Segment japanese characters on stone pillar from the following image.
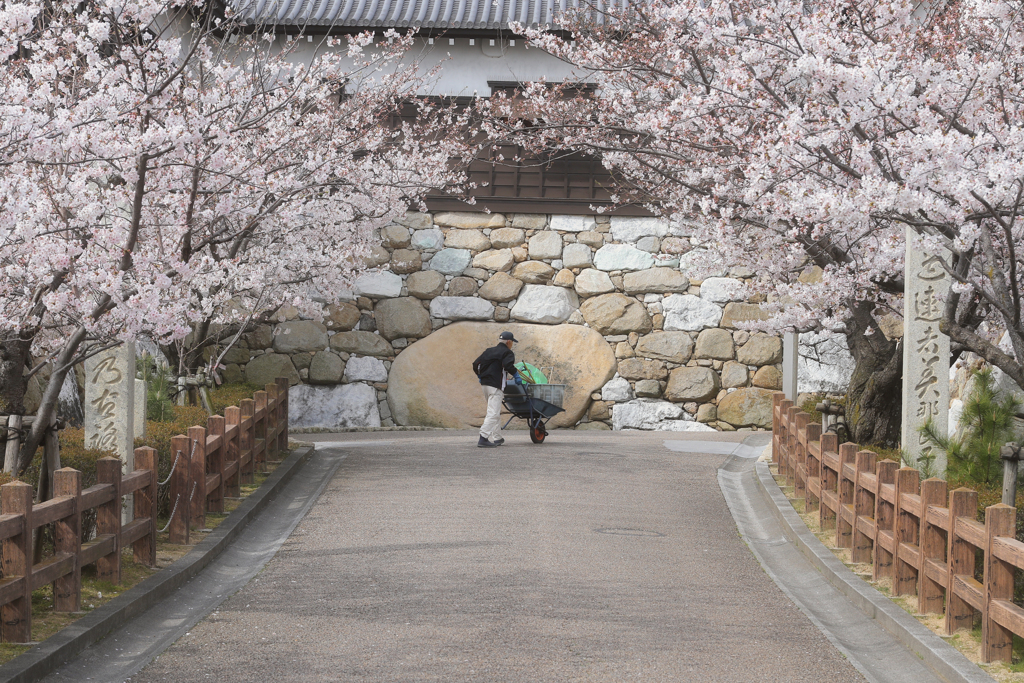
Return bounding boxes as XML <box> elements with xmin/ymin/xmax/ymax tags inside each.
<box><xmin>85</xmin><ymin>343</ymin><xmax>136</xmax><ymax>474</ymax></box>
<box><xmin>901</xmin><ymin>228</ymin><xmax>950</xmax><ymax>477</ymax></box>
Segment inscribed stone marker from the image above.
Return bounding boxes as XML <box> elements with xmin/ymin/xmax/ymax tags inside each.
<box><xmin>782</xmin><ymin>331</ymin><xmax>798</xmax><ymax>401</ymax></box>
<box><xmin>901</xmin><ymin>227</ymin><xmax>950</xmax><ymax>477</ymax></box>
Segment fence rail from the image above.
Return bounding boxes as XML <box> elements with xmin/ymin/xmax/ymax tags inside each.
<box><xmin>0</xmin><ymin>377</ymin><xmax>290</xmax><ymax>643</ymax></box>
<box><xmin>772</xmin><ymin>392</ymin><xmax>1023</xmax><ymax>663</ymax></box>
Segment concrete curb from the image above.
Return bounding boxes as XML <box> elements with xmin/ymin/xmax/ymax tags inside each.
<box><xmin>754</xmin><ymin>460</ymin><xmax>995</xmax><ymax>683</ymax></box>
<box><xmin>0</xmin><ymin>444</ymin><xmax>317</xmax><ymax>683</ymax></box>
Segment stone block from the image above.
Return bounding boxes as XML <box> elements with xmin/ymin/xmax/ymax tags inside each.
<box><xmin>407</xmin><ymin>270</ymin><xmax>446</xmax><ymax>299</ymax></box>
<box><xmin>700</xmin><ymin>277</ymin><xmax>745</xmax><ymax>304</ymax></box>
<box><xmin>344</xmin><ymin>355</ymin><xmax>389</xmax><ymax>383</ymax></box>
<box><xmin>665</xmin><ymin>367</ymin><xmax>721</xmax><ymax>402</ymax></box>
<box><xmin>550</xmin><ymin>215</ymin><xmax>596</xmax><ymax>232</ymax></box>
<box><xmin>511</xmin><ymin>285</ymin><xmax>579</xmax><ymax>324</ymax></box>
<box><xmin>601</xmin><ymin>376</ymin><xmax>633</xmax><ymax>401</ymax></box>
<box><xmin>694</xmin><ymin>328</ymin><xmax>736</xmax><ymax>361</ymax></box>
<box><xmin>411</xmin><ymin>228</ymin><xmax>445</xmax><ymax>250</ymax></box>
<box><xmin>245</xmin><ymin>353</ymin><xmax>300</xmax><ymax>386</ymax></box>
<box><xmin>309</xmin><ymin>351</ymin><xmax>345</xmax><ymax>384</ymax></box>
<box><xmin>329</xmin><ymin>331</ymin><xmax>394</xmax><ymax>357</ymax></box>
<box><xmin>562</xmin><ymin>243</ymin><xmax>593</xmax><ymax>269</ymax></box>
<box><xmin>444</xmin><ymin>229</ymin><xmax>491</xmax><ymax>251</ymax></box>
<box><xmin>362</xmin><ymin>245</ymin><xmax>391</xmax><ymax>268</ymax></box>
<box><xmin>636</xmin><ymin>236</ymin><xmax>660</xmax><ymax>253</ymax></box>
<box><xmin>429</xmin><ymin>248</ymin><xmax>472</xmax><ymax>275</ymax></box>
<box><xmin>574</xmin><ymin>269</ymin><xmax>616</xmax><ymax>297</ymax></box>
<box><xmin>661</xmin><ymin>237</ymin><xmax>692</xmax><ymax>255</ymax></box>
<box><xmin>396</xmin><ymin>212</ymin><xmax>433</xmax><ymax>230</ymax></box>
<box><xmin>610</xmin><ymin>216</ymin><xmax>669</xmax><ymax>242</ymax></box>
<box><xmin>434</xmin><ymin>212</ymin><xmax>505</xmax><ymax>229</ymax></box>
<box><xmin>634</xmin><ymin>379</ymin><xmax>662</xmax><ymax>398</ymax></box>
<box><xmin>390</xmin><ymin>249</ymin><xmax>422</xmax><ymax>274</ymax></box>
<box><xmin>478</xmin><ymin>272</ymin><xmax>523</xmax><ymax>302</ymax></box>
<box><xmin>473</xmin><ymin>249</ymin><xmax>515</xmax><ymax>272</ymax></box>
<box><xmin>623</xmin><ymin>268</ymin><xmax>690</xmax><ymax>294</ymax></box>
<box><xmin>617</xmin><ymin>358</ymin><xmax>668</xmax><ymax>381</ymax></box>
<box><xmin>553</xmin><ymin>269</ymin><xmax>575</xmax><ymax>287</ymax></box>
<box><xmin>529</xmin><ymin>231</ymin><xmax>563</xmax><ymax>260</ymax></box>
<box><xmin>752</xmin><ymin>365</ymin><xmax>783</xmax><ymax>390</ymax></box>
<box><xmin>634</xmin><ymin>331</ymin><xmax>694</xmax><ymax>363</ymax></box>
<box><xmin>512</xmin><ymin>261</ymin><xmax>555</xmax><ymax>284</ymax></box>
<box><xmin>717</xmin><ymin>387</ymin><xmax>774</xmax><ymax>428</ymax></box>
<box><xmin>353</xmin><ymin>271</ymin><xmax>403</xmax><ymax>299</ymax></box>
<box><xmin>577</xmin><ymin>231</ymin><xmax>605</xmax><ymax>248</ymax></box>
<box><xmin>611</xmin><ymin>399</ymin><xmax>685</xmax><ymax>430</ymax></box>
<box><xmin>580</xmin><ymin>293</ymin><xmax>652</xmax><ymax>335</ymax></box>
<box><xmin>288</xmin><ymin>383</ymin><xmax>380</xmax><ymax>429</ymax></box>
<box><xmin>326</xmin><ymin>302</ymin><xmax>360</xmax><ymax>331</ymax></box>
<box><xmin>663</xmin><ymin>294</ymin><xmax>723</xmax><ymax>331</ymax></box>
<box><xmin>720</xmin><ymin>302</ymin><xmax>768</xmax><ymax>328</ymax></box>
<box><xmin>381</xmin><ymin>224</ymin><xmax>411</xmax><ymax>248</ymax></box>
<box><xmin>736</xmin><ymin>333</ymin><xmax>783</xmax><ymax>365</ymax></box>
<box><xmin>447</xmin><ymin>277</ymin><xmax>478</xmax><ymax>297</ymax></box>
<box><xmin>430</xmin><ymin>296</ymin><xmax>495</xmax><ymax>321</ymax></box>
<box><xmin>593</xmin><ymin>244</ymin><xmax>656</xmax><ymax>272</ymax></box>
<box><xmin>511</xmin><ymin>214</ymin><xmax>547</xmax><ymax>229</ymax></box>
<box><xmin>375</xmin><ymin>297</ymin><xmax>432</xmax><ymax>340</ymax></box>
<box><xmin>721</xmin><ymin>361</ymin><xmax>749</xmax><ymax>388</ymax></box>
<box><xmin>489</xmin><ymin>228</ymin><xmax>527</xmax><ymax>249</ymax></box>
<box><xmin>273</xmin><ymin>321</ymin><xmax>329</xmax><ymax>354</ymax></box>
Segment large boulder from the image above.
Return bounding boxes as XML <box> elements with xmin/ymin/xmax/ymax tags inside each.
<box><xmin>329</xmin><ymin>331</ymin><xmax>394</xmax><ymax>357</ymax></box>
<box><xmin>428</xmin><ymin>248</ymin><xmax>472</xmax><ymax>275</ymax></box>
<box><xmin>634</xmin><ymin>332</ymin><xmax>694</xmax><ymax>363</ymax></box>
<box><xmin>717</xmin><ymin>387</ymin><xmax>775</xmax><ymax>428</ymax></box>
<box><xmin>737</xmin><ymin>334</ymin><xmax>783</xmax><ymax>365</ymax></box>
<box><xmin>479</xmin><ymin>272</ymin><xmax>524</xmax><ymax>302</ymax></box>
<box><xmin>510</xmin><ymin>285</ymin><xmax>579</xmax><ymax>324</ymax></box>
<box><xmin>288</xmin><ymin>383</ymin><xmax>380</xmax><ymax>429</ymax></box>
<box><xmin>387</xmin><ymin>322</ymin><xmax>615</xmax><ymax>429</ymax></box>
<box><xmin>580</xmin><ymin>293</ymin><xmax>652</xmax><ymax>335</ymax></box>
<box><xmin>665</xmin><ymin>367</ymin><xmax>720</xmax><ymax>402</ymax></box>
<box><xmin>272</xmin><ymin>321</ymin><xmax>328</xmax><ymax>354</ymax></box>
<box><xmin>375</xmin><ymin>297</ymin><xmax>432</xmax><ymax>340</ymax></box>
<box><xmin>663</xmin><ymin>294</ymin><xmax>723</xmax><ymax>331</ymax></box>
<box><xmin>245</xmin><ymin>353</ymin><xmax>299</xmax><ymax>386</ymax></box>
<box><xmin>622</xmin><ymin>268</ymin><xmax>690</xmax><ymax>294</ymax></box>
<box><xmin>429</xmin><ymin>297</ymin><xmax>495</xmax><ymax>321</ymax></box>
<box><xmin>593</xmin><ymin>244</ymin><xmax>655</xmax><ymax>272</ymax></box>
<box><xmin>574</xmin><ymin>269</ymin><xmax>616</xmax><ymax>297</ymax></box>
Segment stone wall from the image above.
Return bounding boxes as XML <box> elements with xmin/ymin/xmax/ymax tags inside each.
<box><xmin>229</xmin><ymin>211</ymin><xmax>788</xmax><ymax>432</ymax></box>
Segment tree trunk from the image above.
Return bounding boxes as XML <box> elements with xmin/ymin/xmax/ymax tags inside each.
<box><xmin>0</xmin><ymin>338</ymin><xmax>31</xmax><ymax>415</ymax></box>
<box><xmin>843</xmin><ymin>301</ymin><xmax>903</xmax><ymax>448</ymax></box>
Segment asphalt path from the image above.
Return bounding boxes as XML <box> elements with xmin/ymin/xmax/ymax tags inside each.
<box><xmin>122</xmin><ymin>430</ymin><xmax>867</xmax><ymax>683</ymax></box>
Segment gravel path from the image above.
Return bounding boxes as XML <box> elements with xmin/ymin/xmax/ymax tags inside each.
<box><xmin>129</xmin><ymin>430</ymin><xmax>865</xmax><ymax>683</ymax></box>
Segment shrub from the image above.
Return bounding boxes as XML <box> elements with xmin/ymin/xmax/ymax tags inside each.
<box><xmin>209</xmin><ymin>382</ymin><xmax>263</xmax><ymax>417</ymax></box>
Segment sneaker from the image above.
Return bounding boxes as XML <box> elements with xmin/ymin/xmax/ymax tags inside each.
<box><xmin>477</xmin><ymin>436</ymin><xmax>497</xmax><ymax>448</ymax></box>
<box><xmin>493</xmin><ymin>437</ymin><xmax>505</xmax><ymax>446</ymax></box>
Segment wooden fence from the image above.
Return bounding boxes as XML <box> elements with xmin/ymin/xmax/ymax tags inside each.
<box><xmin>0</xmin><ymin>377</ymin><xmax>290</xmax><ymax>643</ymax></box>
<box><xmin>773</xmin><ymin>392</ymin><xmax>1024</xmax><ymax>663</ymax></box>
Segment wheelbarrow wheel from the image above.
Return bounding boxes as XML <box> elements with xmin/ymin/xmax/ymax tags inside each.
<box><xmin>529</xmin><ymin>419</ymin><xmax>547</xmax><ymax>444</ymax></box>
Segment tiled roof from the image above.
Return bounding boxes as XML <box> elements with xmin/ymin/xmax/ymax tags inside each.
<box><xmin>231</xmin><ymin>0</ymin><xmax>628</xmax><ymax>30</ymax></box>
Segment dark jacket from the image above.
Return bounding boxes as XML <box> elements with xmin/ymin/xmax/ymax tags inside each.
<box><xmin>473</xmin><ymin>343</ymin><xmax>517</xmax><ymax>389</ymax></box>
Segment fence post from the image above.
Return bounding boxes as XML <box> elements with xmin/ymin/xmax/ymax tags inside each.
<box><xmin>946</xmin><ymin>488</ymin><xmax>979</xmax><ymax>634</ymax></box>
<box><xmin>1</xmin><ymin>481</ymin><xmax>33</xmax><ymax>642</ymax></box>
<box><xmin>836</xmin><ymin>443</ymin><xmax>858</xmax><ymax>549</ymax></box>
<box><xmin>224</xmin><ymin>407</ymin><xmax>242</xmax><ymax>498</ymax></box>
<box><xmin>873</xmin><ymin>460</ymin><xmax>898</xmax><ymax>580</ymax></box>
<box><xmin>3</xmin><ymin>415</ymin><xmax>22</xmax><ymax>473</ymax></box>
<box><xmin>918</xmin><ymin>478</ymin><xmax>948</xmax><ymax>613</ymax></box>
<box><xmin>777</xmin><ymin>399</ymin><xmax>794</xmax><ymax>475</ymax></box>
<box><xmin>819</xmin><ymin>432</ymin><xmax>839</xmax><ymax>531</ymax></box>
<box><xmin>772</xmin><ymin>393</ymin><xmax>785</xmax><ymax>463</ymax></box>
<box><xmin>95</xmin><ymin>457</ymin><xmax>122</xmax><ymax>584</ymax></box>
<box><xmin>254</xmin><ymin>390</ymin><xmax>268</xmax><ymax>473</ymax></box>
<box><xmin>53</xmin><ymin>468</ymin><xmax>82</xmax><ymax>612</ymax></box>
<box><xmin>893</xmin><ymin>467</ymin><xmax>921</xmax><ymax>596</ymax></box>
<box><xmin>133</xmin><ymin>447</ymin><xmax>157</xmax><ymax>567</ymax></box>
<box><xmin>805</xmin><ymin>422</ymin><xmax>822</xmax><ymax>513</ymax></box>
<box><xmin>794</xmin><ymin>412</ymin><xmax>810</xmax><ymax>499</ymax></box>
<box><xmin>189</xmin><ymin>426</ymin><xmax>207</xmax><ymax>529</ymax></box>
<box><xmin>169</xmin><ymin>434</ymin><xmax>190</xmax><ymax>545</ymax></box>
<box><xmin>851</xmin><ymin>450</ymin><xmax>876</xmax><ymax>564</ymax></box>
<box><xmin>276</xmin><ymin>377</ymin><xmax>290</xmax><ymax>453</ymax></box>
<box><xmin>265</xmin><ymin>382</ymin><xmax>280</xmax><ymax>463</ymax></box>
<box><xmin>207</xmin><ymin>415</ymin><xmax>225</xmax><ymax>513</ymax></box>
<box><xmin>983</xmin><ymin>504</ymin><xmax>1016</xmax><ymax>662</ymax></box>
<box><xmin>240</xmin><ymin>398</ymin><xmax>255</xmax><ymax>485</ymax></box>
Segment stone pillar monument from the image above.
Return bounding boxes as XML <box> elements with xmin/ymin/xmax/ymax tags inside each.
<box><xmin>901</xmin><ymin>227</ymin><xmax>950</xmax><ymax>476</ymax></box>
<box><xmin>782</xmin><ymin>331</ymin><xmax>799</xmax><ymax>401</ymax></box>
<box><xmin>85</xmin><ymin>343</ymin><xmax>136</xmax><ymax>516</ymax></box>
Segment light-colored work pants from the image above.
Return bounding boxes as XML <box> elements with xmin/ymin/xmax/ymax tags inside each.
<box><xmin>480</xmin><ymin>385</ymin><xmax>504</xmax><ymax>441</ymax></box>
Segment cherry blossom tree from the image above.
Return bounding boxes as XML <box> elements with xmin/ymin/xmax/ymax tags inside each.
<box><xmin>0</xmin><ymin>0</ymin><xmax>464</xmax><ymax>472</ymax></box>
<box><xmin>479</xmin><ymin>0</ymin><xmax>1023</xmax><ymax>446</ymax></box>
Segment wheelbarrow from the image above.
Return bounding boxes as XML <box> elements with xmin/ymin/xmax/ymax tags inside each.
<box><xmin>501</xmin><ymin>383</ymin><xmax>565</xmax><ymax>443</ymax></box>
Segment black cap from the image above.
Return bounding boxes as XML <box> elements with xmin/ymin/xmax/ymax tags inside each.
<box><xmin>499</xmin><ymin>331</ymin><xmax>519</xmax><ymax>342</ymax></box>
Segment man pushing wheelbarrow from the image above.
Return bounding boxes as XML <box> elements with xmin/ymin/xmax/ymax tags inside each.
<box><xmin>472</xmin><ymin>331</ymin><xmax>564</xmax><ymax>447</ymax></box>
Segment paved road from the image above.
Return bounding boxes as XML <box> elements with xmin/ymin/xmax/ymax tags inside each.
<box><xmin>126</xmin><ymin>431</ymin><xmax>866</xmax><ymax>683</ymax></box>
